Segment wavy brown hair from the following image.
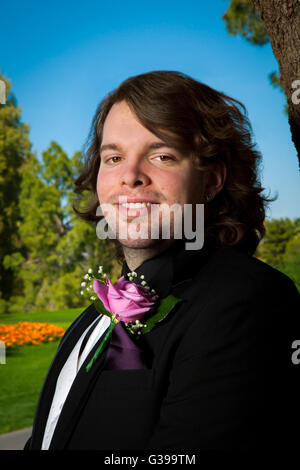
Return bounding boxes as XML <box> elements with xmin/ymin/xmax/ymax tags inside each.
<box><xmin>73</xmin><ymin>70</ymin><xmax>275</xmax><ymax>259</ymax></box>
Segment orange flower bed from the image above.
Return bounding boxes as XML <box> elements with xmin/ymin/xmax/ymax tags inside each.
<box><xmin>0</xmin><ymin>321</ymin><xmax>65</xmax><ymax>348</ymax></box>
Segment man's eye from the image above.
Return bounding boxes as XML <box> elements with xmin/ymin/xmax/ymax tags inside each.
<box><xmin>106</xmin><ymin>156</ymin><xmax>121</xmax><ymax>163</ymax></box>
<box><xmin>155</xmin><ymin>155</ymin><xmax>174</xmax><ymax>162</ymax></box>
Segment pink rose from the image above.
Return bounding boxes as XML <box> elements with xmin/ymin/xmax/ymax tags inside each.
<box><xmin>93</xmin><ymin>276</ymin><xmax>157</xmax><ymax>322</ymax></box>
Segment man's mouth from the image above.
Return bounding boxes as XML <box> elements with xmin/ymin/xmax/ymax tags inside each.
<box><xmin>119</xmin><ymin>202</ymin><xmax>152</xmax><ymax>208</ymax></box>
<box><xmin>116</xmin><ymin>202</ymin><xmax>159</xmax><ymax>217</ymax></box>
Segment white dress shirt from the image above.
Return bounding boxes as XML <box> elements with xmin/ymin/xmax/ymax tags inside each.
<box><xmin>41</xmin><ymin>314</ymin><xmax>110</xmax><ymax>450</ymax></box>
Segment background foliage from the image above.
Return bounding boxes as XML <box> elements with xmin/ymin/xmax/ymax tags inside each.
<box><xmin>0</xmin><ymin>73</ymin><xmax>120</xmax><ymax>315</ymax></box>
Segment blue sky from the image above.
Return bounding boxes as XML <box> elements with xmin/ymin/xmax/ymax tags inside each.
<box><xmin>1</xmin><ymin>0</ymin><xmax>299</xmax><ymax>219</ymax></box>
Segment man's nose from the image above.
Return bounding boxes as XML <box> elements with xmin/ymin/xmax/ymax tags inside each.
<box><xmin>120</xmin><ymin>159</ymin><xmax>151</xmax><ymax>188</ymax></box>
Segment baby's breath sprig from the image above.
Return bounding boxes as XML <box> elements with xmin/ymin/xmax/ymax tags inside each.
<box><xmin>124</xmin><ymin>319</ymin><xmax>146</xmax><ymax>337</ymax></box>
<box><xmin>126</xmin><ymin>272</ymin><xmax>158</xmax><ymax>297</ymax></box>
<box><xmin>139</xmin><ymin>275</ymin><xmax>151</xmax><ymax>291</ymax></box>
<box><xmin>127</xmin><ymin>271</ymin><xmax>137</xmax><ymax>282</ymax></box>
<box><xmin>80</xmin><ymin>266</ymin><xmax>108</xmax><ymax>302</ymax></box>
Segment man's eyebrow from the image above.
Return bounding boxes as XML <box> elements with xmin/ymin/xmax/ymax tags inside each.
<box><xmin>100</xmin><ymin>141</ymin><xmax>179</xmax><ymax>154</ymax></box>
<box><xmin>147</xmin><ymin>142</ymin><xmax>178</xmax><ymax>151</ymax></box>
<box><xmin>100</xmin><ymin>143</ymin><xmax>121</xmax><ymax>154</ymax></box>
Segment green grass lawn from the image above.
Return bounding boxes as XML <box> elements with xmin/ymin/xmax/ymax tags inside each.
<box><xmin>0</xmin><ymin>307</ymin><xmax>83</xmax><ymax>435</ymax></box>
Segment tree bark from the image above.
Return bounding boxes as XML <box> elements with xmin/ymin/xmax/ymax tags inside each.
<box><xmin>250</xmin><ymin>0</ymin><xmax>300</xmax><ymax>169</ymax></box>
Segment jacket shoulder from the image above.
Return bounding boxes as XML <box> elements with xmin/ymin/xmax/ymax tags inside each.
<box><xmin>206</xmin><ymin>245</ymin><xmax>299</xmax><ymax>297</ymax></box>
<box><xmin>174</xmin><ymin>245</ymin><xmax>300</xmax><ymax>360</ymax></box>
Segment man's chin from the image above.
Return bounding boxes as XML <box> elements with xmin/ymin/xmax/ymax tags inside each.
<box><xmin>116</xmin><ymin>236</ymin><xmax>162</xmax><ymax>250</ymax></box>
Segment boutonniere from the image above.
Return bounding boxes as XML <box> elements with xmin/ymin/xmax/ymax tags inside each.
<box><xmin>80</xmin><ymin>266</ymin><xmax>182</xmax><ymax>372</ymax></box>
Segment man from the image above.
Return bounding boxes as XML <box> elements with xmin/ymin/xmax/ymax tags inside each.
<box><xmin>26</xmin><ymin>71</ymin><xmax>300</xmax><ymax>450</ymax></box>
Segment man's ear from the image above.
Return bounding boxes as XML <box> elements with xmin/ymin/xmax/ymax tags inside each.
<box><xmin>205</xmin><ymin>160</ymin><xmax>227</xmax><ymax>199</ymax></box>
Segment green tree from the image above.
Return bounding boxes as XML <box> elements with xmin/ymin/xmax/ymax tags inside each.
<box><xmin>223</xmin><ymin>0</ymin><xmax>300</xmax><ymax>167</ymax></box>
<box><xmin>4</xmin><ymin>141</ymin><xmax>118</xmax><ymax>313</ymax></box>
<box><xmin>255</xmin><ymin>217</ymin><xmax>300</xmax><ymax>291</ymax></box>
<box><xmin>256</xmin><ymin>218</ymin><xmax>300</xmax><ymax>266</ymax></box>
<box><xmin>223</xmin><ymin>0</ymin><xmax>268</xmax><ymax>45</ymax></box>
<box><xmin>0</xmin><ymin>73</ymin><xmax>33</xmax><ymax>313</ymax></box>
<box><xmin>223</xmin><ymin>0</ymin><xmax>285</xmax><ymax>108</ymax></box>
<box><xmin>279</xmin><ymin>232</ymin><xmax>300</xmax><ymax>292</ymax></box>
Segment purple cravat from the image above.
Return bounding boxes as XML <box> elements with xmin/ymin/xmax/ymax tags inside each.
<box><xmin>103</xmin><ymin>321</ymin><xmax>148</xmax><ymax>370</ymax></box>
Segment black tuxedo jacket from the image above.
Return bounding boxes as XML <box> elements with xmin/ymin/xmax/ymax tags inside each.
<box><xmin>25</xmin><ymin>237</ymin><xmax>300</xmax><ymax>450</ymax></box>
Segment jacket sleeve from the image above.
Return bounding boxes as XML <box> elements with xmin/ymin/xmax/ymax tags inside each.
<box><xmin>145</xmin><ymin>272</ymin><xmax>300</xmax><ymax>450</ymax></box>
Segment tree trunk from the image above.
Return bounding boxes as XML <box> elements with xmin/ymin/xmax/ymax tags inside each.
<box><xmin>250</xmin><ymin>0</ymin><xmax>300</xmax><ymax>169</ymax></box>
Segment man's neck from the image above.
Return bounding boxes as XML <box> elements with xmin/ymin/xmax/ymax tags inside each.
<box><xmin>122</xmin><ymin>240</ymin><xmax>175</xmax><ymax>271</ymax></box>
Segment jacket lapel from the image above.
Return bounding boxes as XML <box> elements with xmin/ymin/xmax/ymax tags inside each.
<box><xmin>29</xmin><ymin>303</ymin><xmax>100</xmax><ymax>450</ymax></box>
<box><xmin>48</xmin><ymin>336</ymin><xmax>109</xmax><ymax>450</ymax></box>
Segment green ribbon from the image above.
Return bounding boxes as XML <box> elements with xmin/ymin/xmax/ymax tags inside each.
<box><xmin>141</xmin><ymin>294</ymin><xmax>183</xmax><ymax>334</ymax></box>
<box><xmin>85</xmin><ymin>321</ymin><xmax>116</xmax><ymax>373</ymax></box>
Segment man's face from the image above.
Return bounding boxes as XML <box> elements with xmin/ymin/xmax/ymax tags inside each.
<box><xmin>96</xmin><ymin>100</ymin><xmax>203</xmax><ymax>249</ymax></box>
